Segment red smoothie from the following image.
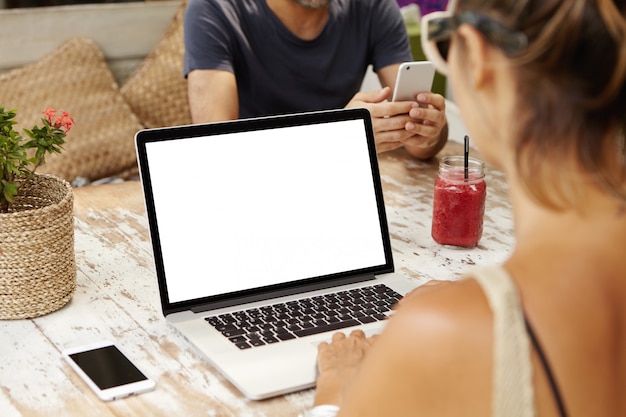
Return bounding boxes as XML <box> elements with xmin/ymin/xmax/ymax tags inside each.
<box><xmin>431</xmin><ymin>157</ymin><xmax>486</xmax><ymax>248</ymax></box>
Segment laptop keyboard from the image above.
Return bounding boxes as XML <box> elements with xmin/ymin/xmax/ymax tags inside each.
<box><xmin>204</xmin><ymin>284</ymin><xmax>403</xmax><ymax>350</ymax></box>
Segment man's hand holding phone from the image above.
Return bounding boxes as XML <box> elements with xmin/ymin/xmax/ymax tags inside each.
<box><xmin>346</xmin><ymin>61</ymin><xmax>447</xmax><ymax>158</ymax></box>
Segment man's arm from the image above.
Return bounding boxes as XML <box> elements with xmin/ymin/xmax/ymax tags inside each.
<box><xmin>187</xmin><ymin>69</ymin><xmax>239</xmax><ymax>123</ymax></box>
<box><xmin>377</xmin><ymin>63</ymin><xmax>401</xmax><ymax>90</ymax></box>
<box><xmin>376</xmin><ymin>64</ymin><xmax>400</xmax><ymax>91</ymax></box>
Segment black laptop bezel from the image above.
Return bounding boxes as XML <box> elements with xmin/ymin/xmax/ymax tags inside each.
<box><xmin>134</xmin><ymin>108</ymin><xmax>395</xmax><ymax>316</ymax></box>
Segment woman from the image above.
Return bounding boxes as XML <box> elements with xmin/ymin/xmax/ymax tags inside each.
<box><xmin>303</xmin><ymin>0</ymin><xmax>626</xmax><ymax>416</ymax></box>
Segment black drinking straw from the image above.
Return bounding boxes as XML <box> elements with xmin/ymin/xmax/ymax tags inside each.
<box><xmin>464</xmin><ymin>135</ymin><xmax>469</xmax><ymax>180</ymax></box>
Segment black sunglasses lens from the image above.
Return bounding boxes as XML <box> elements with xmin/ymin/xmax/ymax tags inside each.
<box><xmin>436</xmin><ymin>39</ymin><xmax>450</xmax><ymax>61</ymax></box>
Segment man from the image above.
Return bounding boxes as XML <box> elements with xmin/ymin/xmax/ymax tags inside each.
<box><xmin>184</xmin><ymin>0</ymin><xmax>448</xmax><ymax>159</ymax></box>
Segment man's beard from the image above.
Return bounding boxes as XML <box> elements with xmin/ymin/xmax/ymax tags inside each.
<box><xmin>293</xmin><ymin>0</ymin><xmax>331</xmax><ymax>9</ymax></box>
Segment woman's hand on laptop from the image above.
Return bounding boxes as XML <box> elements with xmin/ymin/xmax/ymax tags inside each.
<box><xmin>313</xmin><ymin>330</ymin><xmax>378</xmax><ymax>407</ymax></box>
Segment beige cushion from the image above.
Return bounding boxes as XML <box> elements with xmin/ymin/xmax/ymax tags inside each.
<box><xmin>0</xmin><ymin>37</ymin><xmax>142</xmax><ymax>182</ymax></box>
<box><xmin>121</xmin><ymin>0</ymin><xmax>191</xmax><ymax>128</ymax></box>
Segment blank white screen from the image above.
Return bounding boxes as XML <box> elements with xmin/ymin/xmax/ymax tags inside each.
<box><xmin>145</xmin><ymin>119</ymin><xmax>387</xmax><ymax>303</ymax></box>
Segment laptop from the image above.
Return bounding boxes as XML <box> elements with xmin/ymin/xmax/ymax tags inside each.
<box><xmin>134</xmin><ymin>108</ymin><xmax>420</xmax><ymax>400</ymax></box>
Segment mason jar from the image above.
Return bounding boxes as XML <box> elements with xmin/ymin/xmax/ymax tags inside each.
<box><xmin>431</xmin><ymin>156</ymin><xmax>486</xmax><ymax>248</ymax></box>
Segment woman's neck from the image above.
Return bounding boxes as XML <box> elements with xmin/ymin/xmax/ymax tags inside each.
<box><xmin>506</xmin><ymin>170</ymin><xmax>626</xmax><ymax>263</ymax></box>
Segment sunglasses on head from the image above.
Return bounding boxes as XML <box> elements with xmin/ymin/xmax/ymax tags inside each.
<box><xmin>421</xmin><ymin>9</ymin><xmax>528</xmax><ymax>75</ymax></box>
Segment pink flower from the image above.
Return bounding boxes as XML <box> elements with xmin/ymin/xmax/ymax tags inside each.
<box><xmin>42</xmin><ymin>107</ymin><xmax>56</xmax><ymax>123</ymax></box>
<box><xmin>41</xmin><ymin>108</ymin><xmax>74</xmax><ymax>133</ymax></box>
<box><xmin>57</xmin><ymin>112</ymin><xmax>75</xmax><ymax>133</ymax></box>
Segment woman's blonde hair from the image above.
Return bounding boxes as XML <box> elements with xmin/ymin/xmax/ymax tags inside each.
<box><xmin>460</xmin><ymin>0</ymin><xmax>626</xmax><ymax>208</ymax></box>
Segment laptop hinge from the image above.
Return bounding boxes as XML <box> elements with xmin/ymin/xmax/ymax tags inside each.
<box><xmin>189</xmin><ymin>274</ymin><xmax>376</xmax><ymax>314</ymax></box>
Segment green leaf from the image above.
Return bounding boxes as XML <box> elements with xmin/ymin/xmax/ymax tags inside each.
<box><xmin>1</xmin><ymin>180</ymin><xmax>17</xmax><ymax>203</ymax></box>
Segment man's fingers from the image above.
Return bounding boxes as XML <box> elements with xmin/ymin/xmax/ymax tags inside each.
<box><xmin>417</xmin><ymin>92</ymin><xmax>445</xmax><ymax>110</ymax></box>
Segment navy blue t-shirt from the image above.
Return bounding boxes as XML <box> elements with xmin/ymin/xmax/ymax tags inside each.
<box><xmin>184</xmin><ymin>0</ymin><xmax>412</xmax><ymax>118</ymax></box>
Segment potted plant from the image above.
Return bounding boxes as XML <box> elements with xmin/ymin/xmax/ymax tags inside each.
<box><xmin>0</xmin><ymin>106</ymin><xmax>76</xmax><ymax>320</ymax></box>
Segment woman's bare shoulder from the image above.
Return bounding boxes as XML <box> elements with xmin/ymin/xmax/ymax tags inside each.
<box><xmin>339</xmin><ymin>278</ymin><xmax>495</xmax><ymax>417</ymax></box>
<box><xmin>387</xmin><ymin>277</ymin><xmax>494</xmax><ymax>363</ymax></box>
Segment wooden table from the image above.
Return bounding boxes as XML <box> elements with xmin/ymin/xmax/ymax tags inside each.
<box><xmin>0</xmin><ymin>106</ymin><xmax>515</xmax><ymax>416</ymax></box>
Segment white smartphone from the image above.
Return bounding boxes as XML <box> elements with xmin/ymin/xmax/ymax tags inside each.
<box><xmin>391</xmin><ymin>61</ymin><xmax>435</xmax><ymax>102</ymax></box>
<box><xmin>62</xmin><ymin>340</ymin><xmax>156</xmax><ymax>401</ymax></box>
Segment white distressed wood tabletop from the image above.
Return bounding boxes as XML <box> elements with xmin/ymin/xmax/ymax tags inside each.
<box><xmin>0</xmin><ymin>105</ymin><xmax>515</xmax><ymax>416</ymax></box>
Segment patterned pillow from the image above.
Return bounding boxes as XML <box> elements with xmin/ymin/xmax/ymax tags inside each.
<box><xmin>0</xmin><ymin>37</ymin><xmax>142</xmax><ymax>183</ymax></box>
<box><xmin>121</xmin><ymin>0</ymin><xmax>191</xmax><ymax>128</ymax></box>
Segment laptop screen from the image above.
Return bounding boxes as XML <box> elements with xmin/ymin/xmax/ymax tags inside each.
<box><xmin>136</xmin><ymin>109</ymin><xmax>393</xmax><ymax>313</ymax></box>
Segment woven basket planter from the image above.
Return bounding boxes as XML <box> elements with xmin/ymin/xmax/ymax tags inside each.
<box><xmin>0</xmin><ymin>174</ymin><xmax>76</xmax><ymax>320</ymax></box>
